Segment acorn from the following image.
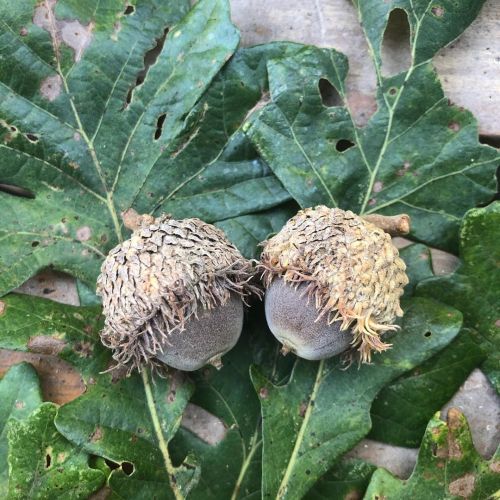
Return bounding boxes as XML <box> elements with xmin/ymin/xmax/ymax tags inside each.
<box><xmin>260</xmin><ymin>206</ymin><xmax>409</xmax><ymax>363</ymax></box>
<box><xmin>96</xmin><ymin>211</ymin><xmax>259</xmax><ymax>372</ymax></box>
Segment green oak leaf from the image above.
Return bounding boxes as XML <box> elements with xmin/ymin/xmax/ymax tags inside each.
<box><xmin>364</xmin><ymin>409</ymin><xmax>500</xmax><ymax>500</ymax></box>
<box><xmin>306</xmin><ymin>459</ymin><xmax>376</xmax><ymax>500</ymax></box>
<box><xmin>367</xmin><ymin>244</ymin><xmax>485</xmax><ymax>448</ymax></box>
<box><xmin>417</xmin><ymin>202</ymin><xmax>500</xmax><ymax>391</ymax></box>
<box><xmin>251</xmin><ymin>297</ymin><xmax>463</xmax><ymax>499</ymax></box>
<box><xmin>0</xmin><ymin>363</ymin><xmax>43</xmax><ymax>497</ymax></box>
<box><xmin>0</xmin><ymin>293</ymin><xmax>197</xmax><ymax>498</ymax></box>
<box><xmin>0</xmin><ymin>293</ymin><xmax>105</xmax><ymax>380</ymax></box>
<box><xmin>216</xmin><ymin>201</ymin><xmax>298</xmax><ymax>260</ymax></box>
<box><xmin>7</xmin><ymin>402</ymin><xmax>105</xmax><ymax>499</ymax></box>
<box><xmin>0</xmin><ymin>0</ymin><xmax>296</xmax><ymax>296</ymax></box>
<box><xmin>244</xmin><ymin>0</ymin><xmax>498</xmax><ymax>253</ymax></box>
<box><xmin>59</xmin><ymin>372</ymin><xmax>199</xmax><ymax>499</ymax></box>
<box><xmin>369</xmin><ymin>327</ymin><xmax>485</xmax><ymax>447</ymax></box>
<box><xmin>398</xmin><ymin>243</ymin><xmax>433</xmax><ymax>298</ymax></box>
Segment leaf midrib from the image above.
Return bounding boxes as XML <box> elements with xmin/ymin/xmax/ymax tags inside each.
<box><xmin>43</xmin><ymin>0</ymin><xmax>123</xmax><ymax>243</ymax></box>
<box><xmin>276</xmin><ymin>359</ymin><xmax>325</xmax><ymax>499</ymax></box>
<box><xmin>357</xmin><ymin>0</ymin><xmax>437</xmax><ymax>214</ymax></box>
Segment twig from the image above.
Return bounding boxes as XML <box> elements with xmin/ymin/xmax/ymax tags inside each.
<box><xmin>361</xmin><ymin>213</ymin><xmax>411</xmax><ymax>236</ymax></box>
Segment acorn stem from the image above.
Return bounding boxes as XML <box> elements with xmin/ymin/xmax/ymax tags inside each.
<box><xmin>361</xmin><ymin>213</ymin><xmax>411</xmax><ymax>236</ymax></box>
<box><xmin>209</xmin><ymin>356</ymin><xmax>223</xmax><ymax>370</ymax></box>
<box><xmin>142</xmin><ymin>368</ymin><xmax>185</xmax><ymax>500</ymax></box>
<box><xmin>121</xmin><ymin>208</ymin><xmax>155</xmax><ymax>231</ymax></box>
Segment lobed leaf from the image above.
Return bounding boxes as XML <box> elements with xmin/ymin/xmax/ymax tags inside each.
<box><xmin>0</xmin><ymin>0</ymin><xmax>295</xmax><ymax>296</ymax></box>
<box><xmin>244</xmin><ymin>0</ymin><xmax>498</xmax><ymax>253</ymax></box>
<box><xmin>418</xmin><ymin>202</ymin><xmax>500</xmax><ymax>391</ymax></box>
<box><xmin>369</xmin><ymin>328</ymin><xmax>485</xmax><ymax>447</ymax></box>
<box><xmin>306</xmin><ymin>459</ymin><xmax>376</xmax><ymax>499</ymax></box>
<box><xmin>0</xmin><ymin>363</ymin><xmax>43</xmax><ymax>497</ymax></box>
<box><xmin>364</xmin><ymin>409</ymin><xmax>500</xmax><ymax>499</ymax></box>
<box><xmin>0</xmin><ymin>293</ymin><xmax>196</xmax><ymax>498</ymax></box>
<box><xmin>251</xmin><ymin>297</ymin><xmax>463</xmax><ymax>499</ymax></box>
<box><xmin>7</xmin><ymin>402</ymin><xmax>105</xmax><ymax>499</ymax></box>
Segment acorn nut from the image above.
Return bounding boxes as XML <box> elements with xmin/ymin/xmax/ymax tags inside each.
<box><xmin>260</xmin><ymin>206</ymin><xmax>409</xmax><ymax>363</ymax></box>
<box><xmin>96</xmin><ymin>213</ymin><xmax>259</xmax><ymax>372</ymax></box>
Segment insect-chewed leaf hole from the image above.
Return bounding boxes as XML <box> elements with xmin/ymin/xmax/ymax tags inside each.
<box><xmin>382</xmin><ymin>8</ymin><xmax>411</xmax><ymax>77</ymax></box>
<box><xmin>318</xmin><ymin>78</ymin><xmax>342</xmax><ymax>107</ymax></box>
<box><xmin>104</xmin><ymin>458</ymin><xmax>120</xmax><ymax>470</ymax></box>
<box><xmin>336</xmin><ymin>139</ymin><xmax>355</xmax><ymax>152</ymax></box>
<box><xmin>25</xmin><ymin>133</ymin><xmax>39</xmax><ymax>143</ymax></box>
<box><xmin>121</xmin><ymin>461</ymin><xmax>135</xmax><ymax>476</ymax></box>
<box><xmin>124</xmin><ymin>27</ymin><xmax>169</xmax><ymax>107</ymax></box>
<box><xmin>124</xmin><ymin>4</ymin><xmax>135</xmax><ymax>15</ymax></box>
<box><xmin>154</xmin><ymin>113</ymin><xmax>166</xmax><ymax>140</ymax></box>
<box><xmin>431</xmin><ymin>5</ymin><xmax>445</xmax><ymax>17</ymax></box>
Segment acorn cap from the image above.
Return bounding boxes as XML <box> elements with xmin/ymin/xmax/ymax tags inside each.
<box><xmin>260</xmin><ymin>206</ymin><xmax>409</xmax><ymax>362</ymax></box>
<box><xmin>97</xmin><ymin>214</ymin><xmax>258</xmax><ymax>371</ymax></box>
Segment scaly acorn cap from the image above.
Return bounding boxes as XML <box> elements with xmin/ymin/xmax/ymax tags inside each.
<box><xmin>260</xmin><ymin>206</ymin><xmax>409</xmax><ymax>362</ymax></box>
<box><xmin>96</xmin><ymin>214</ymin><xmax>259</xmax><ymax>372</ymax></box>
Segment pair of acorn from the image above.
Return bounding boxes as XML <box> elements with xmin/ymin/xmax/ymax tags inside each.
<box><xmin>97</xmin><ymin>206</ymin><xmax>409</xmax><ymax>372</ymax></box>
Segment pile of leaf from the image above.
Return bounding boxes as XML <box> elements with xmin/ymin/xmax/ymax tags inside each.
<box><xmin>0</xmin><ymin>0</ymin><xmax>498</xmax><ymax>498</ymax></box>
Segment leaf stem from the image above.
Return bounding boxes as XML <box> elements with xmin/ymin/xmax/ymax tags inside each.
<box><xmin>141</xmin><ymin>368</ymin><xmax>184</xmax><ymax>500</ymax></box>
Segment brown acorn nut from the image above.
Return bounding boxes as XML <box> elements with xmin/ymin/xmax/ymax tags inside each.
<box><xmin>260</xmin><ymin>206</ymin><xmax>410</xmax><ymax>363</ymax></box>
<box><xmin>96</xmin><ymin>213</ymin><xmax>259</xmax><ymax>372</ymax></box>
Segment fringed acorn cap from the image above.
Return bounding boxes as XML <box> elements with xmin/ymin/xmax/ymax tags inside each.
<box><xmin>97</xmin><ymin>214</ymin><xmax>258</xmax><ymax>372</ymax></box>
<box><xmin>260</xmin><ymin>206</ymin><xmax>409</xmax><ymax>362</ymax></box>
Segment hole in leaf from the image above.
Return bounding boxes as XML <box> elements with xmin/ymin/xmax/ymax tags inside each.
<box><xmin>124</xmin><ymin>27</ymin><xmax>169</xmax><ymax>107</ymax></box>
<box><xmin>479</xmin><ymin>135</ymin><xmax>500</xmax><ymax>148</ymax></box>
<box><xmin>431</xmin><ymin>5</ymin><xmax>444</xmax><ymax>17</ymax></box>
<box><xmin>26</xmin><ymin>133</ymin><xmax>39</xmax><ymax>143</ymax></box>
<box><xmin>388</xmin><ymin>87</ymin><xmax>398</xmax><ymax>96</ymax></box>
<box><xmin>424</xmin><ymin>331</ymin><xmax>432</xmax><ymax>338</ymax></box>
<box><xmin>32</xmin><ymin>241</ymin><xmax>40</xmax><ymax>247</ymax></box>
<box><xmin>154</xmin><ymin>113</ymin><xmax>166</xmax><ymax>140</ymax></box>
<box><xmin>335</xmin><ymin>139</ymin><xmax>355</xmax><ymax>152</ymax></box>
<box><xmin>121</xmin><ymin>461</ymin><xmax>134</xmax><ymax>476</ymax></box>
<box><xmin>318</xmin><ymin>78</ymin><xmax>342</xmax><ymax>107</ymax></box>
<box><xmin>123</xmin><ymin>4</ymin><xmax>135</xmax><ymax>15</ymax></box>
<box><xmin>45</xmin><ymin>454</ymin><xmax>52</xmax><ymax>468</ymax></box>
<box><xmin>381</xmin><ymin>8</ymin><xmax>411</xmax><ymax>76</ymax></box>
<box><xmin>0</xmin><ymin>183</ymin><xmax>36</xmax><ymax>199</ymax></box>
<box><xmin>104</xmin><ymin>458</ymin><xmax>120</xmax><ymax>470</ymax></box>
